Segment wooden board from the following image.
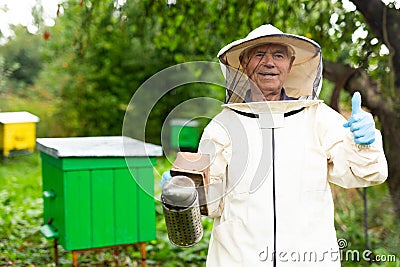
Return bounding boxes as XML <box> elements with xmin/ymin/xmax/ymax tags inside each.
<box><xmin>170</xmin><ymin>152</ymin><xmax>210</xmax><ymax>216</ymax></box>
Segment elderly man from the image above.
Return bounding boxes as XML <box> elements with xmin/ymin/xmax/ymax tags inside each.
<box><xmin>195</xmin><ymin>24</ymin><xmax>388</xmax><ymax>266</ymax></box>
<box><xmin>239</xmin><ymin>43</ymin><xmax>295</xmax><ymax>102</ymax></box>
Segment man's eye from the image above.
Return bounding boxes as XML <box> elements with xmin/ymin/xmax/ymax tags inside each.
<box><xmin>273</xmin><ymin>53</ymin><xmax>285</xmax><ymax>59</ymax></box>
<box><xmin>255</xmin><ymin>53</ymin><xmax>265</xmax><ymax>58</ymax></box>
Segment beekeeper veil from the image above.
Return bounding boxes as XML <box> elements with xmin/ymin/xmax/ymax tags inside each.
<box><xmin>218</xmin><ymin>24</ymin><xmax>322</xmax><ymax>103</ymax></box>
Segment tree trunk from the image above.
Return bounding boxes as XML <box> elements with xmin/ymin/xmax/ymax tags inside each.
<box><xmin>351</xmin><ymin>0</ymin><xmax>400</xmax><ymax>89</ymax></box>
<box><xmin>330</xmin><ymin>0</ymin><xmax>400</xmax><ymax>222</ymax></box>
<box><xmin>323</xmin><ymin>60</ymin><xmax>400</xmax><ymax>221</ymax></box>
<box><xmin>377</xmin><ymin>108</ymin><xmax>400</xmax><ymax>223</ymax></box>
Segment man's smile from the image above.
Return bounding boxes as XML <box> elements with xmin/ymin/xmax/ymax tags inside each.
<box><xmin>257</xmin><ymin>72</ymin><xmax>279</xmax><ymax>77</ymax></box>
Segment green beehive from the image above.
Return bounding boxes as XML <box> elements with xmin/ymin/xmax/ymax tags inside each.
<box><xmin>36</xmin><ymin>136</ymin><xmax>162</xmax><ymax>251</ymax></box>
<box><xmin>170</xmin><ymin>119</ymin><xmax>200</xmax><ymax>150</ymax></box>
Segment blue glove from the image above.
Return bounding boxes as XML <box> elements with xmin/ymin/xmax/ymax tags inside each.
<box><xmin>343</xmin><ymin>92</ymin><xmax>375</xmax><ymax>145</ymax></box>
<box><xmin>160</xmin><ymin>170</ymin><xmax>172</xmax><ymax>188</ymax></box>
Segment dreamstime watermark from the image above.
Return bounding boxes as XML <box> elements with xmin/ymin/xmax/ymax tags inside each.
<box><xmin>336</xmin><ymin>238</ymin><xmax>397</xmax><ymax>263</ymax></box>
<box><xmin>258</xmin><ymin>238</ymin><xmax>397</xmax><ymax>263</ymax></box>
<box><xmin>258</xmin><ymin>247</ymin><xmax>341</xmax><ymax>263</ymax></box>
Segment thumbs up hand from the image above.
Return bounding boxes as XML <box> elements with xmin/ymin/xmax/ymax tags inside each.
<box><xmin>343</xmin><ymin>92</ymin><xmax>376</xmax><ymax>145</ymax></box>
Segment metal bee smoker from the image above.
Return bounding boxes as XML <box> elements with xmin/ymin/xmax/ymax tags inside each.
<box><xmin>162</xmin><ymin>175</ymin><xmax>203</xmax><ymax>247</ymax></box>
<box><xmin>161</xmin><ymin>152</ymin><xmax>210</xmax><ymax>247</ymax></box>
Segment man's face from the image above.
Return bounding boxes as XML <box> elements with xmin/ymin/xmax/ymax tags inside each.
<box><xmin>241</xmin><ymin>43</ymin><xmax>295</xmax><ymax>99</ymax></box>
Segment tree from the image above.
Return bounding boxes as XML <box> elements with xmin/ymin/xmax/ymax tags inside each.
<box><xmin>322</xmin><ymin>0</ymin><xmax>400</xmax><ymax>220</ymax></box>
<box><xmin>37</xmin><ymin>0</ymin><xmax>399</xmax><ymax>220</ymax></box>
<box><xmin>37</xmin><ymin>0</ymin><xmax>222</xmax><ymax>139</ymax></box>
<box><xmin>0</xmin><ymin>26</ymin><xmax>43</xmax><ymax>95</ymax></box>
<box><xmin>133</xmin><ymin>0</ymin><xmax>400</xmax><ymax>223</ymax></box>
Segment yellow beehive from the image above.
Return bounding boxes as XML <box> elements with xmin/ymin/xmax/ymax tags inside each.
<box><xmin>0</xmin><ymin>111</ymin><xmax>40</xmax><ymax>157</ymax></box>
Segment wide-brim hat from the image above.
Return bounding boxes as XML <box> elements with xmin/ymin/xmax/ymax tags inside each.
<box><xmin>218</xmin><ymin>24</ymin><xmax>323</xmax><ymax>99</ymax></box>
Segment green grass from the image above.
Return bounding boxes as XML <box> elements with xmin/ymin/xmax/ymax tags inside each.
<box><xmin>0</xmin><ymin>152</ymin><xmax>53</xmax><ymax>265</ymax></box>
<box><xmin>0</xmin><ymin>153</ymin><xmax>211</xmax><ymax>266</ymax></box>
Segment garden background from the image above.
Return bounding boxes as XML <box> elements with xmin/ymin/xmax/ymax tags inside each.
<box><xmin>0</xmin><ymin>0</ymin><xmax>399</xmax><ymax>266</ymax></box>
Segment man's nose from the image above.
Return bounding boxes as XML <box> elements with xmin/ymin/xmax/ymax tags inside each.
<box><xmin>260</xmin><ymin>54</ymin><xmax>275</xmax><ymax>67</ymax></box>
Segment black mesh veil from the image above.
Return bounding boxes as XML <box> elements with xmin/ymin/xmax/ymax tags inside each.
<box><xmin>217</xmin><ymin>26</ymin><xmax>323</xmax><ymax>104</ymax></box>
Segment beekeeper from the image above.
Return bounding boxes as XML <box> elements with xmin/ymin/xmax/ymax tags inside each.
<box><xmin>196</xmin><ymin>24</ymin><xmax>388</xmax><ymax>266</ymax></box>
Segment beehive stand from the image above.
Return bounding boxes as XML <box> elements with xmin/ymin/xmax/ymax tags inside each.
<box><xmin>36</xmin><ymin>136</ymin><xmax>162</xmax><ymax>266</ymax></box>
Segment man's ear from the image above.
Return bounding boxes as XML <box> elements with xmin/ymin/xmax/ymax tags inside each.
<box><xmin>288</xmin><ymin>56</ymin><xmax>295</xmax><ymax>72</ymax></box>
<box><xmin>239</xmin><ymin>55</ymin><xmax>247</xmax><ymax>71</ymax></box>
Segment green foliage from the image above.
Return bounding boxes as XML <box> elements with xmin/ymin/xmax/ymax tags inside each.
<box><xmin>0</xmin><ymin>56</ymin><xmax>15</xmax><ymax>94</ymax></box>
<box><xmin>0</xmin><ymin>26</ymin><xmax>43</xmax><ymax>95</ymax></box>
<box><xmin>32</xmin><ymin>0</ymin><xmax>396</xmax><ymax>141</ymax></box>
<box><xmin>0</xmin><ymin>153</ymin><xmax>52</xmax><ymax>265</ymax></box>
<box><xmin>332</xmin><ymin>184</ymin><xmax>400</xmax><ymax>266</ymax></box>
<box><xmin>0</xmin><ymin>93</ymin><xmax>59</xmax><ymax>138</ymax></box>
<box><xmin>322</xmin><ymin>1</ymin><xmax>392</xmax><ymax>91</ymax></box>
<box><xmin>37</xmin><ymin>0</ymin><xmax>222</xmax><ymax>139</ymax></box>
<box><xmin>0</xmin><ymin>0</ymin><xmax>395</xmax><ymax>140</ymax></box>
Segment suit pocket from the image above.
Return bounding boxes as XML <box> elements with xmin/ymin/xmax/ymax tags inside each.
<box><xmin>212</xmin><ymin>220</ymin><xmax>244</xmax><ymax>263</ymax></box>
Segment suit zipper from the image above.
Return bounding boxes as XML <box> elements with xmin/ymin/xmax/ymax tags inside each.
<box><xmin>272</xmin><ymin>128</ymin><xmax>277</xmax><ymax>267</ymax></box>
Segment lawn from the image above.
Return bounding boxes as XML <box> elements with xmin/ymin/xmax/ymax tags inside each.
<box><xmin>0</xmin><ymin>152</ymin><xmax>53</xmax><ymax>265</ymax></box>
<box><xmin>0</xmin><ymin>152</ymin><xmax>212</xmax><ymax>266</ymax></box>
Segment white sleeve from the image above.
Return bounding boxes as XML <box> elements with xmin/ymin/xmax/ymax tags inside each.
<box><xmin>317</xmin><ymin>104</ymin><xmax>388</xmax><ymax>188</ymax></box>
<box><xmin>198</xmin><ymin>117</ymin><xmax>232</xmax><ymax>218</ymax></box>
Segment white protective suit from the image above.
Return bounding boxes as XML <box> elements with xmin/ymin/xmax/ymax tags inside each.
<box><xmin>198</xmin><ymin>25</ymin><xmax>388</xmax><ymax>267</ymax></box>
